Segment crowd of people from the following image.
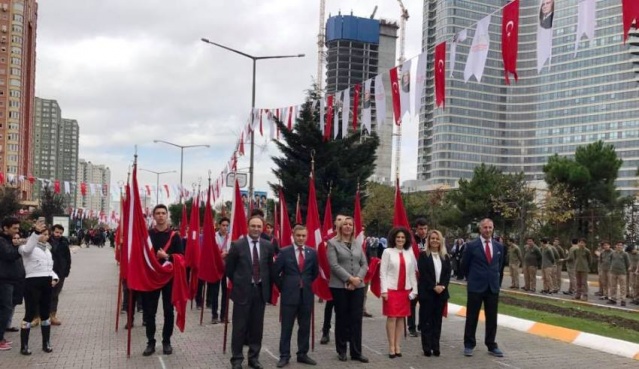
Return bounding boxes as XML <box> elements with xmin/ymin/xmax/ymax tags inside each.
<box><xmin>0</xmin><ymin>217</ymin><xmax>72</xmax><ymax>354</ymax></box>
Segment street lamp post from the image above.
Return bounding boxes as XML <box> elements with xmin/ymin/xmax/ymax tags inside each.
<box><xmin>153</xmin><ymin>140</ymin><xmax>209</xmax><ymax>203</ymax></box>
<box><xmin>200</xmin><ymin>38</ymin><xmax>304</xmax><ymax>202</ymax></box>
<box><xmin>139</xmin><ymin>168</ymin><xmax>177</xmax><ymax>205</ymax></box>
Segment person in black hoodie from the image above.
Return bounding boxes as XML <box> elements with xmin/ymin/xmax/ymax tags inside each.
<box><xmin>0</xmin><ymin>217</ymin><xmax>26</xmax><ymax>351</ymax></box>
<box><xmin>49</xmin><ymin>224</ymin><xmax>71</xmax><ymax>326</ymax></box>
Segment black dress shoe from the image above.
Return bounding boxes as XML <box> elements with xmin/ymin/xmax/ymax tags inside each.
<box><xmin>352</xmin><ymin>355</ymin><xmax>369</xmax><ymax>363</ymax></box>
<box><xmin>276</xmin><ymin>358</ymin><xmax>289</xmax><ymax>368</ymax></box>
<box><xmin>395</xmin><ymin>352</ymin><xmax>402</xmax><ymax>357</ymax></box>
<box><xmin>297</xmin><ymin>354</ymin><xmax>317</xmax><ymax>365</ymax></box>
<box><xmin>162</xmin><ymin>343</ymin><xmax>173</xmax><ymax>355</ymax></box>
<box><xmin>409</xmin><ymin>330</ymin><xmax>418</xmax><ymax>337</ymax></box>
<box><xmin>231</xmin><ymin>364</ymin><xmax>242</xmax><ymax>369</ymax></box>
<box><xmin>248</xmin><ymin>360</ymin><xmax>264</xmax><ymax>369</ymax></box>
<box><xmin>338</xmin><ymin>353</ymin><xmax>347</xmax><ymax>361</ymax></box>
<box><xmin>143</xmin><ymin>344</ymin><xmax>155</xmax><ymax>356</ymax></box>
<box><xmin>320</xmin><ymin>334</ymin><xmax>329</xmax><ymax>344</ymax></box>
<box><xmin>6</xmin><ymin>327</ymin><xmax>19</xmax><ymax>332</ymax></box>
<box><xmin>389</xmin><ymin>353</ymin><xmax>396</xmax><ymax>359</ymax></box>
<box><xmin>433</xmin><ymin>350</ymin><xmax>440</xmax><ymax>357</ymax></box>
<box><xmin>424</xmin><ymin>350</ymin><xmax>432</xmax><ymax>357</ymax></box>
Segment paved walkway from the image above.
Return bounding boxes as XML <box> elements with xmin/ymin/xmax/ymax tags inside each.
<box><xmin>2</xmin><ymin>246</ymin><xmax>638</xmax><ymax>368</ymax></box>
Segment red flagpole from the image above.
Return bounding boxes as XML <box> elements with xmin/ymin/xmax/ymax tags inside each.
<box><xmin>126</xmin><ymin>289</ymin><xmax>133</xmax><ymax>358</ymax></box>
<box><xmin>223</xmin><ymin>287</ymin><xmax>230</xmax><ymax>354</ymax></box>
<box><xmin>115</xmin><ymin>276</ymin><xmax>122</xmax><ymax>332</ymax></box>
<box><xmin>199</xmin><ymin>283</ymin><xmax>206</xmax><ymax>325</ymax></box>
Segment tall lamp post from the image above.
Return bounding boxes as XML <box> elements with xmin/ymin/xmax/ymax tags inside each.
<box><xmin>152</xmin><ymin>140</ymin><xmax>209</xmax><ymax>203</ymax></box>
<box><xmin>200</xmin><ymin>38</ymin><xmax>305</xmax><ymax>201</ymax></box>
<box><xmin>139</xmin><ymin>168</ymin><xmax>177</xmax><ymax>205</ymax></box>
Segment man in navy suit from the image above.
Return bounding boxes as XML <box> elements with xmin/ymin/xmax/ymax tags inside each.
<box><xmin>275</xmin><ymin>225</ymin><xmax>319</xmax><ymax>367</ymax></box>
<box><xmin>461</xmin><ymin>218</ymin><xmax>505</xmax><ymax>358</ymax></box>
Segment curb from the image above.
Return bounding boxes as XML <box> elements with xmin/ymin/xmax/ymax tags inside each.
<box><xmin>447</xmin><ymin>303</ymin><xmax>639</xmax><ymax>361</ymax></box>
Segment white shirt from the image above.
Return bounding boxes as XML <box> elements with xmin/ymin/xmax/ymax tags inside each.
<box><xmin>432</xmin><ymin>253</ymin><xmax>442</xmax><ymax>284</ymax></box>
<box><xmin>216</xmin><ymin>231</ymin><xmax>229</xmax><ymax>252</ymax></box>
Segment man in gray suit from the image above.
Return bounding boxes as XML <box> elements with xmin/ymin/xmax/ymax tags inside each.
<box><xmin>275</xmin><ymin>225</ymin><xmax>319</xmax><ymax>367</ymax></box>
<box><xmin>226</xmin><ymin>216</ymin><xmax>276</xmax><ymax>369</ymax></box>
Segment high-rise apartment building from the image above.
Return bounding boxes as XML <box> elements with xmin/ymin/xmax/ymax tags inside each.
<box><xmin>75</xmin><ymin>159</ymin><xmax>110</xmax><ymax>214</ymax></box>
<box><xmin>325</xmin><ymin>14</ymin><xmax>398</xmax><ymax>184</ymax></box>
<box><xmin>420</xmin><ymin>0</ymin><xmax>639</xmax><ymax>195</ymax></box>
<box><xmin>0</xmin><ymin>0</ymin><xmax>37</xmax><ymax>200</ymax></box>
<box><xmin>32</xmin><ymin>98</ymin><xmax>79</xmax><ymax>206</ymax></box>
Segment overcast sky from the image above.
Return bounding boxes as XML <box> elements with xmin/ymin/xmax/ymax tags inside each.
<box><xmin>35</xmin><ymin>0</ymin><xmax>423</xmax><ymax>206</ymax></box>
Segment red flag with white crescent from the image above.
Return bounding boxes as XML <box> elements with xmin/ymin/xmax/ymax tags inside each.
<box><xmin>230</xmin><ymin>179</ymin><xmax>248</xmax><ymax>242</ymax></box>
<box><xmin>278</xmin><ymin>189</ymin><xmax>293</xmax><ymax>248</ymax></box>
<box><xmin>435</xmin><ymin>42</ymin><xmax>446</xmax><ymax>108</ymax></box>
<box><xmin>389</xmin><ymin>66</ymin><xmax>402</xmax><ymax>125</ymax></box>
<box><xmin>354</xmin><ymin>189</ymin><xmax>364</xmax><ymax>251</ymax></box>
<box><xmin>307</xmin><ymin>172</ymin><xmax>331</xmax><ymax>300</ymax></box>
<box><xmin>185</xmin><ymin>195</ymin><xmax>201</xmax><ymax>299</ymax></box>
<box><xmin>623</xmin><ymin>0</ymin><xmax>639</xmax><ymax>42</ymax></box>
<box><xmin>393</xmin><ymin>179</ymin><xmax>419</xmax><ymax>259</ymax></box>
<box><xmin>501</xmin><ymin>0</ymin><xmax>519</xmax><ymax>84</ymax></box>
<box><xmin>199</xmin><ymin>185</ymin><xmax>224</xmax><ymax>283</ymax></box>
<box><xmin>322</xmin><ymin>193</ymin><xmax>333</xmax><ymax>240</ymax></box>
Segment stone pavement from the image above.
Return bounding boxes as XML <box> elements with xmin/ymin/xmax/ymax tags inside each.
<box><xmin>2</xmin><ymin>246</ymin><xmax>637</xmax><ymax>368</ymax></box>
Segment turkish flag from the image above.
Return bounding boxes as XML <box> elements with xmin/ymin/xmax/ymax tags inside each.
<box><xmin>199</xmin><ymin>185</ymin><xmax>224</xmax><ymax>283</ymax></box>
<box><xmin>623</xmin><ymin>0</ymin><xmax>639</xmax><ymax>42</ymax></box>
<box><xmin>54</xmin><ymin>180</ymin><xmax>61</xmax><ymax>194</ymax></box>
<box><xmin>80</xmin><ymin>182</ymin><xmax>87</xmax><ymax>196</ymax></box>
<box><xmin>238</xmin><ymin>131</ymin><xmax>245</xmax><ymax>156</ymax></box>
<box><xmin>230</xmin><ymin>179</ymin><xmax>248</xmax><ymax>242</ymax></box>
<box><xmin>324</xmin><ymin>95</ymin><xmax>334</xmax><ymax>141</ymax></box>
<box><xmin>393</xmin><ymin>179</ymin><xmax>419</xmax><ymax>259</ymax></box>
<box><xmin>389</xmin><ymin>66</ymin><xmax>402</xmax><ymax>125</ymax></box>
<box><xmin>435</xmin><ymin>42</ymin><xmax>446</xmax><ymax>108</ymax></box>
<box><xmin>501</xmin><ymin>0</ymin><xmax>520</xmax><ymax>84</ymax></box>
<box><xmin>307</xmin><ymin>172</ymin><xmax>331</xmax><ymax>301</ymax></box>
<box><xmin>185</xmin><ymin>195</ymin><xmax>201</xmax><ymax>299</ymax></box>
<box><xmin>322</xmin><ymin>193</ymin><xmax>333</xmax><ymax>240</ymax></box>
<box><xmin>354</xmin><ymin>189</ymin><xmax>364</xmax><ymax>252</ymax></box>
<box><xmin>352</xmin><ymin>84</ymin><xmax>360</xmax><ymax>131</ymax></box>
<box><xmin>364</xmin><ymin>257</ymin><xmax>381</xmax><ymax>298</ymax></box>
<box><xmin>278</xmin><ymin>189</ymin><xmax>293</xmax><ymax>248</ymax></box>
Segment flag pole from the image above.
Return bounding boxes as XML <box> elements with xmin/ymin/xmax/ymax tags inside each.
<box><xmin>223</xmin><ymin>283</ymin><xmax>230</xmax><ymax>354</ymax></box>
<box><xmin>200</xmin><ymin>172</ymin><xmax>212</xmax><ymax>326</ymax></box>
<box><xmin>310</xmin><ymin>151</ymin><xmax>315</xmax><ymax>352</ymax></box>
<box><xmin>126</xmin><ymin>148</ymin><xmax>137</xmax><ymax>358</ymax></box>
<box><xmin>115</xmin><ymin>275</ymin><xmax>122</xmax><ymax>332</ymax></box>
<box><xmin>199</xmin><ymin>283</ymin><xmax>206</xmax><ymax>325</ymax></box>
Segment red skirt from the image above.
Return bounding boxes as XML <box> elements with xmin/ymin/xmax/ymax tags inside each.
<box><xmin>382</xmin><ymin>289</ymin><xmax>411</xmax><ymax>317</ymax></box>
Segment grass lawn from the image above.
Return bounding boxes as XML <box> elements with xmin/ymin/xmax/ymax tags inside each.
<box><xmin>447</xmin><ymin>284</ymin><xmax>639</xmax><ymax>344</ymax></box>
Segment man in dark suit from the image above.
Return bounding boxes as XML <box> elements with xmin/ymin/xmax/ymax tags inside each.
<box><xmin>226</xmin><ymin>216</ymin><xmax>276</xmax><ymax>369</ymax></box>
<box><xmin>274</xmin><ymin>225</ymin><xmax>319</xmax><ymax>367</ymax></box>
<box><xmin>461</xmin><ymin>218</ymin><xmax>504</xmax><ymax>358</ymax></box>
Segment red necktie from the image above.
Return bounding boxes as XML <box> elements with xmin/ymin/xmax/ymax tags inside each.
<box><xmin>485</xmin><ymin>240</ymin><xmax>492</xmax><ymax>264</ymax></box>
<box><xmin>297</xmin><ymin>246</ymin><xmax>305</xmax><ymax>272</ymax></box>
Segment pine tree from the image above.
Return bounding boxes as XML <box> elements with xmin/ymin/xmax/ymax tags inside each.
<box><xmin>270</xmin><ymin>89</ymin><xmax>380</xmax><ymax>219</ymax></box>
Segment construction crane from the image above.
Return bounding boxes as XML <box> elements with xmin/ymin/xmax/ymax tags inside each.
<box><xmin>395</xmin><ymin>0</ymin><xmax>409</xmax><ymax>182</ymax></box>
<box><xmin>317</xmin><ymin>0</ymin><xmax>326</xmax><ymax>94</ymax></box>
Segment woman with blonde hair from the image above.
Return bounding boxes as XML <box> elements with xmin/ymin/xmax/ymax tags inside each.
<box><xmin>327</xmin><ymin>216</ymin><xmax>369</xmax><ymax>362</ymax></box>
<box><xmin>380</xmin><ymin>227</ymin><xmax>417</xmax><ymax>358</ymax></box>
<box><xmin>417</xmin><ymin>229</ymin><xmax>451</xmax><ymax>357</ymax></box>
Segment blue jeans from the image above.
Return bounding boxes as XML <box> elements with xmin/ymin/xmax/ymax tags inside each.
<box><xmin>0</xmin><ymin>282</ymin><xmax>14</xmax><ymax>341</ymax></box>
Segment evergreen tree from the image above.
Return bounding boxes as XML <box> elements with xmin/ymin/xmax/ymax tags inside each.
<box><xmin>270</xmin><ymin>89</ymin><xmax>380</xmax><ymax>219</ymax></box>
<box><xmin>40</xmin><ymin>186</ymin><xmax>65</xmax><ymax>224</ymax></box>
<box><xmin>0</xmin><ymin>186</ymin><xmax>21</xmax><ymax>220</ymax></box>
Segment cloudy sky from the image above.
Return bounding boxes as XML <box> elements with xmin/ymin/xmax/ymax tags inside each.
<box><xmin>36</xmin><ymin>0</ymin><xmax>424</xmax><ymax>206</ymax></box>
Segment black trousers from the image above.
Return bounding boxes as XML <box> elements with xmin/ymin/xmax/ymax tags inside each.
<box><xmin>23</xmin><ymin>277</ymin><xmax>53</xmax><ymax>323</ymax></box>
<box><xmin>330</xmin><ymin>287</ymin><xmax>364</xmax><ymax>358</ymax></box>
<box><xmin>231</xmin><ymin>284</ymin><xmax>266</xmax><ymax>365</ymax></box>
<box><xmin>0</xmin><ymin>282</ymin><xmax>13</xmax><ymax>341</ymax></box>
<box><xmin>141</xmin><ymin>281</ymin><xmax>174</xmax><ymax>345</ymax></box>
<box><xmin>50</xmin><ymin>277</ymin><xmax>65</xmax><ymax>313</ymax></box>
<box><xmin>407</xmin><ymin>298</ymin><xmax>419</xmax><ymax>331</ymax></box>
<box><xmin>321</xmin><ymin>299</ymin><xmax>334</xmax><ymax>335</ymax></box>
<box><xmin>210</xmin><ymin>278</ymin><xmax>228</xmax><ymax>319</ymax></box>
<box><xmin>279</xmin><ymin>291</ymin><xmax>312</xmax><ymax>359</ymax></box>
<box><xmin>419</xmin><ymin>291</ymin><xmax>446</xmax><ymax>352</ymax></box>
<box><xmin>464</xmin><ymin>290</ymin><xmax>499</xmax><ymax>350</ymax></box>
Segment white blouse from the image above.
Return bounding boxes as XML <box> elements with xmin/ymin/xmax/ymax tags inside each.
<box><xmin>380</xmin><ymin>248</ymin><xmax>418</xmax><ymax>293</ymax></box>
<box><xmin>432</xmin><ymin>252</ymin><xmax>442</xmax><ymax>284</ymax></box>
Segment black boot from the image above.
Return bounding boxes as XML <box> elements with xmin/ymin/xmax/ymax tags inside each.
<box><xmin>42</xmin><ymin>325</ymin><xmax>53</xmax><ymax>353</ymax></box>
<box><xmin>20</xmin><ymin>328</ymin><xmax>31</xmax><ymax>355</ymax></box>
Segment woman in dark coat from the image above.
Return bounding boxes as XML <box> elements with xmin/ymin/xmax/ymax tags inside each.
<box><xmin>417</xmin><ymin>229</ymin><xmax>451</xmax><ymax>357</ymax></box>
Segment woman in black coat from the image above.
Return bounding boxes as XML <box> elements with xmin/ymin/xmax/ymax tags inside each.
<box><xmin>417</xmin><ymin>229</ymin><xmax>451</xmax><ymax>357</ymax></box>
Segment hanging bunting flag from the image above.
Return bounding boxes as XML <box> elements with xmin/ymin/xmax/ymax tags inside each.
<box><xmin>449</xmin><ymin>29</ymin><xmax>467</xmax><ymax>77</ymax></box>
<box><xmin>54</xmin><ymin>180</ymin><xmax>61</xmax><ymax>194</ymax></box>
<box><xmin>575</xmin><ymin>0</ymin><xmax>595</xmax><ymax>53</ymax></box>
<box><xmin>164</xmin><ymin>184</ymin><xmax>170</xmax><ymax>199</ymax></box>
<box><xmin>287</xmin><ymin>105</ymin><xmax>294</xmax><ymax>130</ymax></box>
<box><xmin>80</xmin><ymin>182</ymin><xmax>87</xmax><ymax>196</ymax></box>
<box><xmin>319</xmin><ymin>97</ymin><xmax>326</xmax><ymax>136</ymax></box>
<box><xmin>435</xmin><ymin>42</ymin><xmax>446</xmax><ymax>108</ymax></box>
<box><xmin>333</xmin><ymin>91</ymin><xmax>341</xmax><ymax>139</ymax></box>
<box><xmin>536</xmin><ymin>0</ymin><xmax>554</xmax><ymax>72</ymax></box>
<box><xmin>464</xmin><ymin>14</ymin><xmax>491</xmax><ymax>82</ymax></box>
<box><xmin>341</xmin><ymin>88</ymin><xmax>350</xmax><ymax>138</ymax></box>
<box><xmin>361</xmin><ymin>79</ymin><xmax>372</xmax><ymax>135</ymax></box>
<box><xmin>238</xmin><ymin>130</ymin><xmax>245</xmax><ymax>156</ymax></box>
<box><xmin>389</xmin><ymin>66</ymin><xmax>402</xmax><ymax>125</ymax></box>
<box><xmin>267</xmin><ymin>110</ymin><xmax>276</xmax><ymax>140</ymax></box>
<box><xmin>399</xmin><ymin>59</ymin><xmax>411</xmax><ymax>119</ymax></box>
<box><xmin>502</xmin><ymin>0</ymin><xmax>520</xmax><ymax>84</ymax></box>
<box><xmin>374</xmin><ymin>74</ymin><xmax>386</xmax><ymax>129</ymax></box>
<box><xmin>623</xmin><ymin>0</ymin><xmax>639</xmax><ymax>42</ymax></box>
<box><xmin>64</xmin><ymin>181</ymin><xmax>71</xmax><ymax>194</ymax></box>
<box><xmin>352</xmin><ymin>84</ymin><xmax>360</xmax><ymax>132</ymax></box>
<box><xmin>414</xmin><ymin>53</ymin><xmax>427</xmax><ymax>115</ymax></box>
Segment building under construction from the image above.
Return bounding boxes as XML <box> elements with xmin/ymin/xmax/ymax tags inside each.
<box><xmin>324</xmin><ymin>14</ymin><xmax>398</xmax><ymax>185</ymax></box>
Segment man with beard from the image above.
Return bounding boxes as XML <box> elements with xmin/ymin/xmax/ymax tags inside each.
<box><xmin>49</xmin><ymin>225</ymin><xmax>71</xmax><ymax>326</ymax></box>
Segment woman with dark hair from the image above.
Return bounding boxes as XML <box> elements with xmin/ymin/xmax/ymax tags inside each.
<box><xmin>18</xmin><ymin>221</ymin><xmax>59</xmax><ymax>355</ymax></box>
<box><xmin>417</xmin><ymin>229</ymin><xmax>451</xmax><ymax>357</ymax></box>
<box><xmin>380</xmin><ymin>227</ymin><xmax>417</xmax><ymax>358</ymax></box>
<box><xmin>327</xmin><ymin>216</ymin><xmax>369</xmax><ymax>362</ymax></box>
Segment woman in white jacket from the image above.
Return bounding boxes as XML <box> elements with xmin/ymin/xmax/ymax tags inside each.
<box><xmin>18</xmin><ymin>221</ymin><xmax>58</xmax><ymax>355</ymax></box>
<box><xmin>380</xmin><ymin>227</ymin><xmax>417</xmax><ymax>358</ymax></box>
